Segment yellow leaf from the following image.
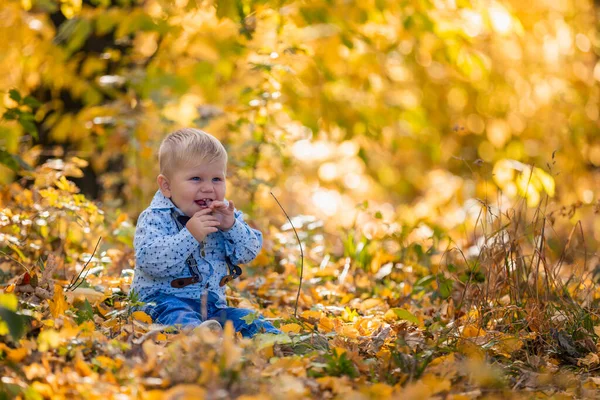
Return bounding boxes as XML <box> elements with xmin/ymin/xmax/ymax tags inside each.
<box><xmin>300</xmin><ymin>310</ymin><xmax>322</xmax><ymax>320</ymax></box>
<box><xmin>95</xmin><ymin>355</ymin><xmax>117</xmax><ymax>370</ymax></box>
<box><xmin>429</xmin><ymin>353</ymin><xmax>455</xmax><ymax>367</ymax></box>
<box><xmin>318</xmin><ymin>317</ymin><xmax>334</xmax><ymax>333</ymax></box>
<box><xmin>461</xmin><ymin>324</ymin><xmax>485</xmax><ymax>338</ymax></box>
<box><xmin>421</xmin><ymin>374</ymin><xmax>451</xmax><ymax>394</ymax></box>
<box><xmin>163</xmin><ymin>384</ymin><xmax>206</xmax><ymax>399</ymax></box>
<box><xmin>494</xmin><ymin>336</ymin><xmax>523</xmax><ymax>357</ymax></box>
<box><xmin>533</xmin><ymin>167</ymin><xmax>555</xmax><ymax>197</ymax></box>
<box><xmin>332</xmin><ymin>347</ymin><xmax>347</xmax><ymax>357</ymax></box>
<box><xmin>221</xmin><ymin>321</ymin><xmax>241</xmax><ymax>369</ymax></box>
<box><xmin>338</xmin><ymin>325</ymin><xmax>359</xmax><ymax>339</ymax></box>
<box><xmin>131</xmin><ymin>311</ymin><xmax>152</xmax><ymax>324</ymax></box>
<box><xmin>70</xmin><ymin>287</ymin><xmax>106</xmax><ymax>305</ymax></box>
<box><xmin>31</xmin><ymin>382</ymin><xmax>53</xmax><ymax>398</ymax></box>
<box><xmin>578</xmin><ymin>353</ymin><xmax>600</xmax><ymax>367</ymax></box>
<box><xmin>316</xmin><ymin>376</ymin><xmax>352</xmax><ymax>394</ymax></box>
<box><xmin>360</xmin><ymin>382</ymin><xmax>394</xmax><ymax>398</ymax></box>
<box><xmin>280</xmin><ymin>323</ymin><xmax>302</xmax><ymax>334</ymax></box>
<box><xmin>37</xmin><ymin>329</ymin><xmax>61</xmax><ymax>352</ymax></box>
<box><xmin>360</xmin><ymin>298</ymin><xmax>382</xmax><ymax>311</ymax></box>
<box><xmin>0</xmin><ymin>293</ymin><xmax>18</xmax><ymax>311</ymax></box>
<box><xmin>48</xmin><ymin>284</ymin><xmax>69</xmax><ymax>318</ymax></box>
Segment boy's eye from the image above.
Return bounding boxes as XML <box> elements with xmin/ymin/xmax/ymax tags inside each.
<box><xmin>191</xmin><ymin>177</ymin><xmax>201</xmax><ymax>181</ymax></box>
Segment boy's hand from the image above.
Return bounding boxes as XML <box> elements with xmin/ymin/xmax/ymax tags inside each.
<box><xmin>209</xmin><ymin>200</ymin><xmax>235</xmax><ymax>231</ymax></box>
<box><xmin>186</xmin><ymin>208</ymin><xmax>220</xmax><ymax>242</ymax></box>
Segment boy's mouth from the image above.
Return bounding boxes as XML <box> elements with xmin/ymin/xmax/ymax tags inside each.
<box><xmin>195</xmin><ymin>198</ymin><xmax>213</xmax><ymax>208</ymax></box>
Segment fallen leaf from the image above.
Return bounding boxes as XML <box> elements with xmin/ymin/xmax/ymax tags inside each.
<box><xmin>132</xmin><ymin>311</ymin><xmax>153</xmax><ymax>324</ymax></box>
<box><xmin>48</xmin><ymin>284</ymin><xmax>68</xmax><ymax>318</ymax></box>
<box><xmin>280</xmin><ymin>323</ymin><xmax>302</xmax><ymax>333</ymax></box>
<box><xmin>385</xmin><ymin>308</ymin><xmax>419</xmax><ymax>324</ymax></box>
<box><xmin>162</xmin><ymin>384</ymin><xmax>206</xmax><ymax>399</ymax></box>
<box><xmin>360</xmin><ymin>298</ymin><xmax>382</xmax><ymax>311</ymax></box>
<box><xmin>461</xmin><ymin>324</ymin><xmax>485</xmax><ymax>338</ymax></box>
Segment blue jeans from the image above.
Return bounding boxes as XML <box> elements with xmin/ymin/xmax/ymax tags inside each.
<box><xmin>141</xmin><ymin>291</ymin><xmax>281</xmax><ymax>338</ymax></box>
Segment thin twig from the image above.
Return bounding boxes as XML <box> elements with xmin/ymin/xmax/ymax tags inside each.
<box><xmin>67</xmin><ymin>237</ymin><xmax>102</xmax><ymax>291</ymax></box>
<box><xmin>0</xmin><ymin>250</ymin><xmax>31</xmax><ymax>274</ymax></box>
<box><xmin>270</xmin><ymin>192</ymin><xmax>303</xmax><ymax>318</ymax></box>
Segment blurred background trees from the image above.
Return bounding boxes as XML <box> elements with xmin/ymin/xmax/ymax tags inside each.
<box><xmin>1</xmin><ymin>0</ymin><xmax>598</xmax><ymax>258</ymax></box>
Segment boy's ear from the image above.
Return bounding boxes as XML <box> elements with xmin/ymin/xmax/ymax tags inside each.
<box><xmin>157</xmin><ymin>174</ymin><xmax>171</xmax><ymax>198</ymax></box>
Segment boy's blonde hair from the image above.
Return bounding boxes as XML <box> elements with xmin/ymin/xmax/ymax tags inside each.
<box><xmin>159</xmin><ymin>128</ymin><xmax>227</xmax><ymax>176</ymax></box>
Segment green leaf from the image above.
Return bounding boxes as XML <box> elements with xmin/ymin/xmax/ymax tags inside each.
<box><xmin>437</xmin><ymin>274</ymin><xmax>453</xmax><ymax>299</ymax></box>
<box><xmin>63</xmin><ymin>18</ymin><xmax>92</xmax><ymax>54</ymax></box>
<box><xmin>22</xmin><ymin>96</ymin><xmax>42</xmax><ymax>109</ymax></box>
<box><xmin>18</xmin><ymin>117</ymin><xmax>38</xmax><ymax>139</ymax></box>
<box><xmin>75</xmin><ymin>299</ymin><xmax>95</xmax><ymax>324</ymax></box>
<box><xmin>240</xmin><ymin>312</ymin><xmax>258</xmax><ymax>325</ymax></box>
<box><xmin>0</xmin><ymin>149</ymin><xmax>20</xmax><ymax>172</ymax></box>
<box><xmin>391</xmin><ymin>308</ymin><xmax>419</xmax><ymax>324</ymax></box>
<box><xmin>0</xmin><ymin>306</ymin><xmax>27</xmax><ymax>341</ymax></box>
<box><xmin>3</xmin><ymin>108</ymin><xmax>21</xmax><ymax>121</ymax></box>
<box><xmin>215</xmin><ymin>0</ymin><xmax>238</xmax><ymax>20</ymax></box>
<box><xmin>8</xmin><ymin>89</ymin><xmax>21</xmax><ymax>102</ymax></box>
<box><xmin>0</xmin><ymin>149</ymin><xmax>34</xmax><ymax>172</ymax></box>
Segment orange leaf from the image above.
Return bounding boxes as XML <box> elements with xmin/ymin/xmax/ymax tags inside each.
<box><xmin>131</xmin><ymin>311</ymin><xmax>152</xmax><ymax>324</ymax></box>
<box><xmin>75</xmin><ymin>356</ymin><xmax>93</xmax><ymax>377</ymax></box>
<box><xmin>48</xmin><ymin>284</ymin><xmax>68</xmax><ymax>318</ymax></box>
<box><xmin>318</xmin><ymin>317</ymin><xmax>334</xmax><ymax>333</ymax></box>
<box><xmin>7</xmin><ymin>347</ymin><xmax>28</xmax><ymax>362</ymax></box>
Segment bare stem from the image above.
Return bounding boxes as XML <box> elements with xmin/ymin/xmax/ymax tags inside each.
<box><xmin>68</xmin><ymin>237</ymin><xmax>102</xmax><ymax>291</ymax></box>
<box><xmin>270</xmin><ymin>192</ymin><xmax>303</xmax><ymax>318</ymax></box>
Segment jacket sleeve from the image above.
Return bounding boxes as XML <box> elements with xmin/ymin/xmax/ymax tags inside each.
<box><xmin>133</xmin><ymin>210</ymin><xmax>199</xmax><ymax>278</ymax></box>
<box><xmin>220</xmin><ymin>209</ymin><xmax>263</xmax><ymax>265</ymax></box>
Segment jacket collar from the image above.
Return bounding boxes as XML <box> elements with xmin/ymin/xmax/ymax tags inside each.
<box><xmin>149</xmin><ymin>190</ymin><xmax>182</xmax><ymax>214</ymax></box>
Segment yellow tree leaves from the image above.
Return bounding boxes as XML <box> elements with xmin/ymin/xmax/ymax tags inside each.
<box><xmin>492</xmin><ymin>159</ymin><xmax>556</xmax><ymax>206</ymax></box>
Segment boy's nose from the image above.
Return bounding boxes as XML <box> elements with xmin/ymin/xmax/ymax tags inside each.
<box><xmin>200</xmin><ymin>183</ymin><xmax>214</xmax><ymax>192</ymax></box>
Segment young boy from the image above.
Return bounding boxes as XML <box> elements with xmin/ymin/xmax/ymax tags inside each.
<box><xmin>131</xmin><ymin>128</ymin><xmax>280</xmax><ymax>337</ymax></box>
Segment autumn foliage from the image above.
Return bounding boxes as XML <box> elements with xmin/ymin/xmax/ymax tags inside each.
<box><xmin>1</xmin><ymin>0</ymin><xmax>600</xmax><ymax>398</ymax></box>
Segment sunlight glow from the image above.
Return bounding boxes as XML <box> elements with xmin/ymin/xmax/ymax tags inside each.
<box><xmin>575</xmin><ymin>34</ymin><xmax>591</xmax><ymax>52</ymax></box>
<box><xmin>462</xmin><ymin>10</ymin><xmax>484</xmax><ymax>37</ymax></box>
<box><xmin>489</xmin><ymin>5</ymin><xmax>512</xmax><ymax>35</ymax></box>
<box><xmin>28</xmin><ymin>18</ymin><xmax>43</xmax><ymax>31</ymax></box>
<box><xmin>343</xmin><ymin>173</ymin><xmax>361</xmax><ymax>189</ymax></box>
<box><xmin>318</xmin><ymin>162</ymin><xmax>338</xmax><ymax>181</ymax></box>
<box><xmin>292</xmin><ymin>140</ymin><xmax>333</xmax><ymax>162</ymax></box>
<box><xmin>582</xmin><ymin>190</ymin><xmax>594</xmax><ymax>204</ymax></box>
<box><xmin>339</xmin><ymin>140</ymin><xmax>359</xmax><ymax>157</ymax></box>
<box><xmin>312</xmin><ymin>190</ymin><xmax>340</xmax><ymax>216</ymax></box>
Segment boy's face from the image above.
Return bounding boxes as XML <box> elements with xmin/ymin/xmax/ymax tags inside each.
<box><xmin>158</xmin><ymin>159</ymin><xmax>227</xmax><ymax>217</ymax></box>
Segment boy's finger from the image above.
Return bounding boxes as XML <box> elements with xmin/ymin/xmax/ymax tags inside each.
<box><xmin>210</xmin><ymin>201</ymin><xmax>226</xmax><ymax>209</ymax></box>
<box><xmin>228</xmin><ymin>200</ymin><xmax>235</xmax><ymax>211</ymax></box>
<box><xmin>193</xmin><ymin>208</ymin><xmax>213</xmax><ymax>217</ymax></box>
